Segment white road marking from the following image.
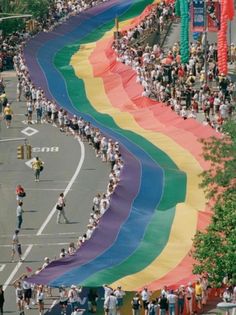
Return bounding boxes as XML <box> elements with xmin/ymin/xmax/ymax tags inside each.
<box><xmin>21</xmin><ymin>188</ymin><xmax>71</xmax><ymax>191</ymax></box>
<box><xmin>48</xmin><ymin>299</ymin><xmax>58</xmax><ymax>311</ymax></box>
<box><xmin>33</xmin><ymin>146</ymin><xmax>59</xmax><ymax>153</ymax></box>
<box><xmin>22</xmin><ymin>120</ymin><xmax>37</xmax><ymax>125</ymax></box>
<box><xmin>0</xmin><ymin>264</ymin><xmax>6</xmax><ymax>272</ymax></box>
<box><xmin>25</xmin><ymin>158</ymin><xmax>34</xmax><ymax>169</ymax></box>
<box><xmin>3</xmin><ymin>245</ymin><xmax>33</xmax><ymax>291</ymax></box>
<box><xmin>21</xmin><ymin>126</ymin><xmax>39</xmax><ymax>136</ymax></box>
<box><xmin>3</xmin><ymin>139</ymin><xmax>85</xmax><ymax>291</ymax></box>
<box><xmin>37</xmin><ymin>139</ymin><xmax>85</xmax><ymax>236</ymax></box>
<box><xmin>0</xmin><ymin>137</ymin><xmax>26</xmax><ymax>143</ymax></box>
<box><xmin>0</xmin><ymin>232</ymin><xmax>77</xmax><ymax>238</ymax></box>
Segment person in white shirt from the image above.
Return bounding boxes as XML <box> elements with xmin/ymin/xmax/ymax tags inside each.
<box><xmin>114</xmin><ymin>286</ymin><xmax>125</xmax><ymax>315</ymax></box>
<box><xmin>167</xmin><ymin>290</ymin><xmax>177</xmax><ymax>315</ymax></box>
<box><xmin>14</xmin><ymin>281</ymin><xmax>24</xmax><ymax>314</ymax></box>
<box><xmin>180</xmin><ymin>106</ymin><xmax>188</xmax><ymax>120</ymax></box>
<box><xmin>37</xmin><ymin>286</ymin><xmax>45</xmax><ymax>315</ymax></box>
<box><xmin>86</xmin><ymin>225</ymin><xmax>95</xmax><ymax>239</ymax></box>
<box><xmin>104</xmin><ymin>291</ymin><xmax>117</xmax><ymax>315</ymax></box>
<box><xmin>93</xmin><ymin>193</ymin><xmax>101</xmax><ymax>212</ymax></box>
<box><xmin>103</xmin><ymin>285</ymin><xmax>113</xmax><ymax>300</ymax></box>
<box><xmin>141</xmin><ymin>287</ymin><xmax>152</xmax><ymax>314</ymax></box>
<box><xmin>68</xmin><ymin>285</ymin><xmax>79</xmax><ymax>312</ymax></box>
<box><xmin>219</xmin><ymin>102</ymin><xmax>228</xmax><ymax>119</ymax></box>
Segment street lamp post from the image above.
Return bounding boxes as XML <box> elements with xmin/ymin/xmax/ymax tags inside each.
<box><xmin>0</xmin><ymin>14</ymin><xmax>32</xmax><ymax>22</ymax></box>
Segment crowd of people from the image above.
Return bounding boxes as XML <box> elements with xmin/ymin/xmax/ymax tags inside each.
<box><xmin>0</xmin><ymin>0</ymin><xmax>109</xmax><ymax>72</ymax></box>
<box><xmin>1</xmin><ymin>273</ymin><xmax>236</xmax><ymax>315</ymax></box>
<box><xmin>0</xmin><ymin>1</ymin><xmax>236</xmax><ymax>315</ymax></box>
<box><xmin>3</xmin><ymin>23</ymin><xmax>125</xmax><ymax>315</ymax></box>
<box><xmin>113</xmin><ymin>2</ymin><xmax>235</xmax><ymax>132</ymax></box>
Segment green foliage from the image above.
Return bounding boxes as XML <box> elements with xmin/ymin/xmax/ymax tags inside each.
<box><xmin>15</xmin><ymin>0</ymin><xmax>51</xmax><ymax>19</ymax></box>
<box><xmin>0</xmin><ymin>0</ymin><xmax>51</xmax><ymax>35</ymax></box>
<box><xmin>199</xmin><ymin>121</ymin><xmax>236</xmax><ymax>201</ymax></box>
<box><xmin>192</xmin><ymin>121</ymin><xmax>236</xmax><ymax>286</ymax></box>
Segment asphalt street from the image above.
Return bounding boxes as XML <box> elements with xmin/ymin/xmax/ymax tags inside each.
<box><xmin>0</xmin><ymin>71</ymin><xmax>110</xmax><ymax>314</ymax></box>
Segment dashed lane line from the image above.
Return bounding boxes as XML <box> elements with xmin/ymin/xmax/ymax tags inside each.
<box><xmin>3</xmin><ymin>139</ymin><xmax>85</xmax><ymax>291</ymax></box>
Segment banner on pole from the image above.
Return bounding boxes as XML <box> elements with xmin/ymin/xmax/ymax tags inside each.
<box><xmin>191</xmin><ymin>0</ymin><xmax>205</xmax><ymax>32</ymax></box>
<box><xmin>207</xmin><ymin>1</ymin><xmax>221</xmax><ymax>31</ymax></box>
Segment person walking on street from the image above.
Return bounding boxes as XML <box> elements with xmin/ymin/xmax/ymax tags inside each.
<box><xmin>16</xmin><ymin>185</ymin><xmax>26</xmax><ymax>203</ymax></box>
<box><xmin>22</xmin><ymin>275</ymin><xmax>32</xmax><ymax>310</ymax></box>
<box><xmin>11</xmin><ymin>229</ymin><xmax>23</xmax><ymax>262</ymax></box>
<box><xmin>56</xmin><ymin>193</ymin><xmax>69</xmax><ymax>224</ymax></box>
<box><xmin>0</xmin><ymin>285</ymin><xmax>5</xmax><ymax>315</ymax></box>
<box><xmin>31</xmin><ymin>157</ymin><xmax>44</xmax><ymax>182</ymax></box>
<box><xmin>3</xmin><ymin>103</ymin><xmax>13</xmax><ymax>128</ymax></box>
<box><xmin>16</xmin><ymin>202</ymin><xmax>24</xmax><ymax>230</ymax></box>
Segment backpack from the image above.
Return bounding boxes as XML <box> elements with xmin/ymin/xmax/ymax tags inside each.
<box><xmin>132</xmin><ymin>298</ymin><xmax>139</xmax><ymax>310</ymax></box>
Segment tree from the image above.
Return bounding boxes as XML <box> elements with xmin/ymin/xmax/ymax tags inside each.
<box><xmin>15</xmin><ymin>0</ymin><xmax>51</xmax><ymax>19</ymax></box>
<box><xmin>0</xmin><ymin>0</ymin><xmax>51</xmax><ymax>35</ymax></box>
<box><xmin>192</xmin><ymin>121</ymin><xmax>236</xmax><ymax>286</ymax></box>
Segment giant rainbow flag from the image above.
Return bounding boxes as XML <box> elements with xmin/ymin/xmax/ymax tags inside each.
<box><xmin>24</xmin><ymin>0</ymin><xmax>217</xmax><ymax>291</ymax></box>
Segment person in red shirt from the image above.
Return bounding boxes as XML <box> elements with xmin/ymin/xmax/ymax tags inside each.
<box><xmin>15</xmin><ymin>185</ymin><xmax>26</xmax><ymax>203</ymax></box>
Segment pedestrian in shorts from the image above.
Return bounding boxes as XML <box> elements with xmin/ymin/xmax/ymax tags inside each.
<box><xmin>14</xmin><ymin>281</ymin><xmax>24</xmax><ymax>315</ymax></box>
<box><xmin>31</xmin><ymin>157</ymin><xmax>44</xmax><ymax>182</ymax></box>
